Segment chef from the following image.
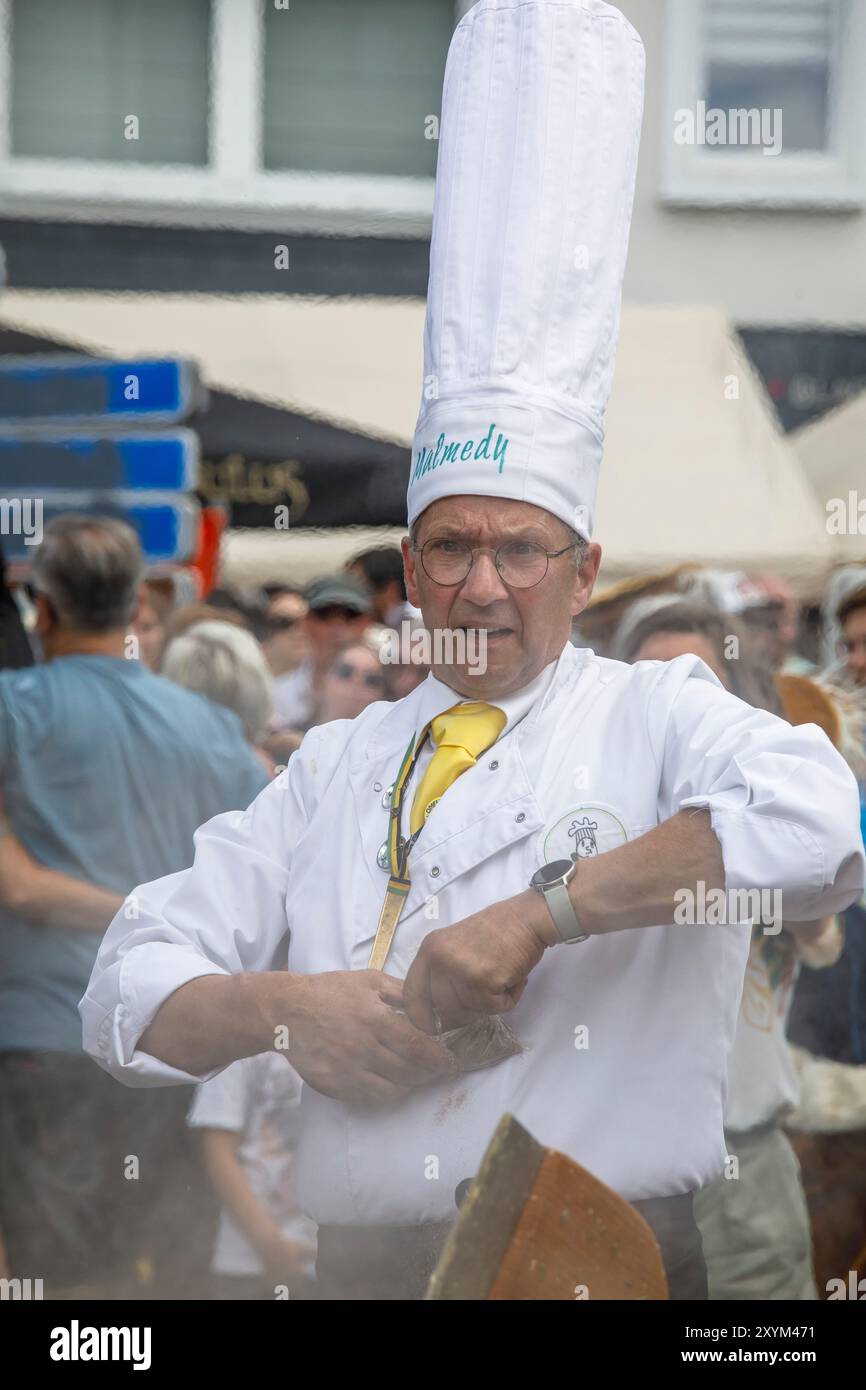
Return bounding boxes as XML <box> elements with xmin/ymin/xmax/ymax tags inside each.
<box><xmin>82</xmin><ymin>0</ymin><xmax>864</xmax><ymax>1301</ymax></box>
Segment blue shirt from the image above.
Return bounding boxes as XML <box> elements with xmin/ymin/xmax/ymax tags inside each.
<box><xmin>0</xmin><ymin>655</ymin><xmax>269</xmax><ymax>1053</ymax></box>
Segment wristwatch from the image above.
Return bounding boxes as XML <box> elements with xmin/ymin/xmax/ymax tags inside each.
<box><xmin>529</xmin><ymin>858</ymin><xmax>590</xmax><ymax>945</ymax></box>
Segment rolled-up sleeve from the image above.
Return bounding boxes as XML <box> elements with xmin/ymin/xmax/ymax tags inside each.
<box><xmin>80</xmin><ymin>750</ymin><xmax>313</xmax><ymax>1087</ymax></box>
<box><xmin>651</xmin><ymin>657</ymin><xmax>865</xmax><ymax>920</ymax></box>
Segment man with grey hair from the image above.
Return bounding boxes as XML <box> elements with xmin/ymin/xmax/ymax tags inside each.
<box><xmin>0</xmin><ymin>515</ymin><xmax>268</xmax><ymax>1296</ymax></box>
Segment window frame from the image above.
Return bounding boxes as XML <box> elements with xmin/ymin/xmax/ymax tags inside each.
<box><xmin>0</xmin><ymin>0</ymin><xmax>464</xmax><ymax>233</ymax></box>
<box><xmin>661</xmin><ymin>0</ymin><xmax>866</xmax><ymax>209</ymax></box>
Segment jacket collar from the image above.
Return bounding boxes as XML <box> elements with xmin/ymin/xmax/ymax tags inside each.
<box><xmin>351</xmin><ymin>640</ymin><xmax>588</xmax><ymax>771</ymax></box>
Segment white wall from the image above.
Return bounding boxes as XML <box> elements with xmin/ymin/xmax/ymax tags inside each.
<box><xmin>618</xmin><ymin>0</ymin><xmax>866</xmax><ymax>330</ymax></box>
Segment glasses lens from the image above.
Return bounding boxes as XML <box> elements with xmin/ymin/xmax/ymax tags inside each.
<box><xmin>421</xmin><ymin>539</ymin><xmax>472</xmax><ymax>585</ymax></box>
<box><xmin>334</xmin><ymin>661</ymin><xmax>384</xmax><ymax>688</ymax></box>
<box><xmin>314</xmin><ymin>605</ymin><xmax>357</xmax><ymax>622</ymax></box>
<box><xmin>496</xmin><ymin>541</ymin><xmax>548</xmax><ymax>587</ymax></box>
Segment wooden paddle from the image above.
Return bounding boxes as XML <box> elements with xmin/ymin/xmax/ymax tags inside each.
<box><xmin>426</xmin><ymin>1113</ymin><xmax>668</xmax><ymax>1300</ymax></box>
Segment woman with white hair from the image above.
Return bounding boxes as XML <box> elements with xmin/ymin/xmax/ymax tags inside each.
<box><xmin>162</xmin><ymin>621</ymin><xmax>275</xmax><ymax>774</ymax></box>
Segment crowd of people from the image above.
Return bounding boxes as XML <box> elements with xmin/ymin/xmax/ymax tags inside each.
<box><xmin>0</xmin><ymin>515</ymin><xmax>864</xmax><ymax>1300</ymax></box>
<box><xmin>0</xmin><ymin>523</ymin><xmax>431</xmax><ymax>1299</ymax></box>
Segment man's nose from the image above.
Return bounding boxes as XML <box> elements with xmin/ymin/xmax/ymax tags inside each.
<box><xmin>458</xmin><ymin>550</ymin><xmax>511</xmax><ymax>605</ymax></box>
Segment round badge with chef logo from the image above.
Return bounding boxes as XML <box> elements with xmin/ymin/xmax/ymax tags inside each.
<box><xmin>540</xmin><ymin>804</ymin><xmax>630</xmax><ymax>864</ymax></box>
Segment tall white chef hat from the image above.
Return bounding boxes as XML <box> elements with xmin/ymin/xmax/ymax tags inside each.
<box><xmin>408</xmin><ymin>0</ymin><xmax>645</xmax><ymax>541</ymax></box>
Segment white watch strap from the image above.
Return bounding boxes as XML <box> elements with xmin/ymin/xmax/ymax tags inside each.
<box><xmin>543</xmin><ymin>880</ymin><xmax>590</xmax><ymax>945</ymax></box>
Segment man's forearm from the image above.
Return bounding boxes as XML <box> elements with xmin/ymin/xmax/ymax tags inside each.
<box><xmin>137</xmin><ymin>970</ymin><xmax>295</xmax><ymax>1077</ymax></box>
<box><xmin>25</xmin><ymin>874</ymin><xmax>122</xmax><ymax>931</ymax></box>
<box><xmin>0</xmin><ymin>832</ymin><xmax>123</xmax><ymax>931</ymax></box>
<box><xmin>577</xmin><ymin>808</ymin><xmax>725</xmax><ymax>935</ymax></box>
<box><xmin>201</xmin><ymin>1131</ymin><xmax>286</xmax><ymax>1257</ymax></box>
<box><xmin>520</xmin><ymin>808</ymin><xmax>726</xmax><ymax>946</ymax></box>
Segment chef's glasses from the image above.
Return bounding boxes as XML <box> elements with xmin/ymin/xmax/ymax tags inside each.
<box><xmin>414</xmin><ymin>537</ymin><xmax>576</xmax><ymax>589</ymax></box>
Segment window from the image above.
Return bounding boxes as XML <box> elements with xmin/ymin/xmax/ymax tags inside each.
<box><xmin>263</xmin><ymin>0</ymin><xmax>453</xmax><ymax>178</ymax></box>
<box><xmin>703</xmin><ymin>0</ymin><xmax>838</xmax><ymax>155</ymax></box>
<box><xmin>662</xmin><ymin>0</ymin><xmax>866</xmax><ymax>206</ymax></box>
<box><xmin>0</xmin><ymin>0</ymin><xmax>461</xmax><ymax>232</ymax></box>
<box><xmin>10</xmin><ymin>0</ymin><xmax>211</xmax><ymax>166</ymax></box>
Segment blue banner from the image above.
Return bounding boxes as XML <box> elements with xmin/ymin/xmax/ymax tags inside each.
<box><xmin>0</xmin><ymin>431</ymin><xmax>199</xmax><ymax>492</ymax></box>
<box><xmin>0</xmin><ymin>495</ymin><xmax>199</xmax><ymax>565</ymax></box>
<box><xmin>0</xmin><ymin>356</ymin><xmax>202</xmax><ymax>425</ymax></box>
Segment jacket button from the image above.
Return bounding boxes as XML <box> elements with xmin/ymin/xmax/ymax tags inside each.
<box><xmin>430</xmin><ymin>866</ymin><xmax>440</xmax><ymax>878</ymax></box>
<box><xmin>489</xmin><ymin>759</ymin><xmax>499</xmax><ymax>770</ymax></box>
<box><xmin>515</xmin><ymin>812</ymin><xmax>526</xmax><ymax>823</ymax></box>
<box><xmin>373</xmin><ymin>782</ymin><xmax>382</xmax><ymax>792</ymax></box>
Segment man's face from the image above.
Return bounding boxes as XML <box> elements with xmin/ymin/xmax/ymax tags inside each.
<box><xmin>402</xmin><ymin>495</ymin><xmax>600</xmax><ymax>698</ymax></box>
<box><xmin>135</xmin><ymin>601</ymin><xmax>166</xmax><ymax>671</ymax></box>
<box><xmin>265</xmin><ymin>592</ymin><xmax>309</xmax><ymax>675</ymax></box>
<box><xmin>744</xmin><ymin>576</ymin><xmax>799</xmax><ymax>670</ymax></box>
<box><xmin>841</xmin><ymin>606</ymin><xmax>866</xmax><ymax>686</ymax></box>
<box><xmin>304</xmin><ymin>605</ymin><xmax>370</xmax><ymax>666</ymax></box>
<box><xmin>743</xmin><ymin>605</ymin><xmax>790</xmax><ymax>671</ymax></box>
<box><xmin>320</xmin><ymin>643</ymin><xmax>388</xmax><ymax>721</ymax></box>
<box><xmin>347</xmin><ymin>562</ymin><xmax>402</xmax><ymax>625</ymax></box>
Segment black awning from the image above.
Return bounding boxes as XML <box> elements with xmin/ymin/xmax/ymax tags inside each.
<box><xmin>190</xmin><ymin>387</ymin><xmax>408</xmax><ymax>528</ymax></box>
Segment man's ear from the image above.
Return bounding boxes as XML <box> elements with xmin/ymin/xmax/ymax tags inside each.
<box><xmin>570</xmin><ymin>542</ymin><xmax>602</xmax><ymax>619</ymax></box>
<box><xmin>402</xmin><ymin>535</ymin><xmax>420</xmax><ymax>608</ymax></box>
<box><xmin>33</xmin><ymin>593</ymin><xmax>56</xmax><ymax>638</ymax></box>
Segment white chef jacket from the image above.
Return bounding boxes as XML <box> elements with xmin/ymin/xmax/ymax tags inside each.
<box><xmin>81</xmin><ymin>645</ymin><xmax>865</xmax><ymax>1220</ymax></box>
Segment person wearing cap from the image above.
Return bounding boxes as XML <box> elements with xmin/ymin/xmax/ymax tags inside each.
<box><xmin>270</xmin><ymin>573</ymin><xmax>373</xmax><ymax>733</ymax></box>
<box><xmin>347</xmin><ymin>546</ymin><xmax>417</xmax><ymax>630</ymax></box>
<box><xmin>82</xmin><ymin>0</ymin><xmax>864</xmax><ymax>1301</ymax></box>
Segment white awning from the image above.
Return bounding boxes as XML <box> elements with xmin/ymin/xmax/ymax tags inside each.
<box><xmin>0</xmin><ymin>288</ymin><xmax>422</xmax><ymax>445</ymax></box>
<box><xmin>0</xmin><ymin>292</ymin><xmax>839</xmax><ymax>596</ymax></box>
<box><xmin>793</xmin><ymin>389</ymin><xmax>866</xmax><ymax>562</ymax></box>
<box><xmin>596</xmin><ymin>306</ymin><xmax>838</xmax><ymax>596</ymax></box>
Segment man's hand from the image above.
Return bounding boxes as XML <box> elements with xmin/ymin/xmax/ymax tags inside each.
<box><xmin>259</xmin><ymin>1234</ymin><xmax>317</xmax><ymax>1289</ymax></box>
<box><xmin>402</xmin><ymin>895</ymin><xmax>548</xmax><ymax>1035</ymax></box>
<box><xmin>282</xmin><ymin>969</ymin><xmax>457</xmax><ymax>1105</ymax></box>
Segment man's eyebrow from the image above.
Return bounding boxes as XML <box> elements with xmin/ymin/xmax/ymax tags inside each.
<box><xmin>423</xmin><ymin>523</ymin><xmax>552</xmax><ymax>543</ymax></box>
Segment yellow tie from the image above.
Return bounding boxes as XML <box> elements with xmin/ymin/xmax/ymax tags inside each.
<box><xmin>410</xmin><ymin>701</ymin><xmax>506</xmax><ymax>835</ymax></box>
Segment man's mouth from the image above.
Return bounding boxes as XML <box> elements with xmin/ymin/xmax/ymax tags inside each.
<box><xmin>456</xmin><ymin>624</ymin><xmax>514</xmax><ymax>641</ymax></box>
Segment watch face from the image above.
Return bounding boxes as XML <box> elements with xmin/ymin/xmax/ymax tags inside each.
<box><xmin>531</xmin><ymin>858</ymin><xmax>574</xmax><ymax>888</ymax></box>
